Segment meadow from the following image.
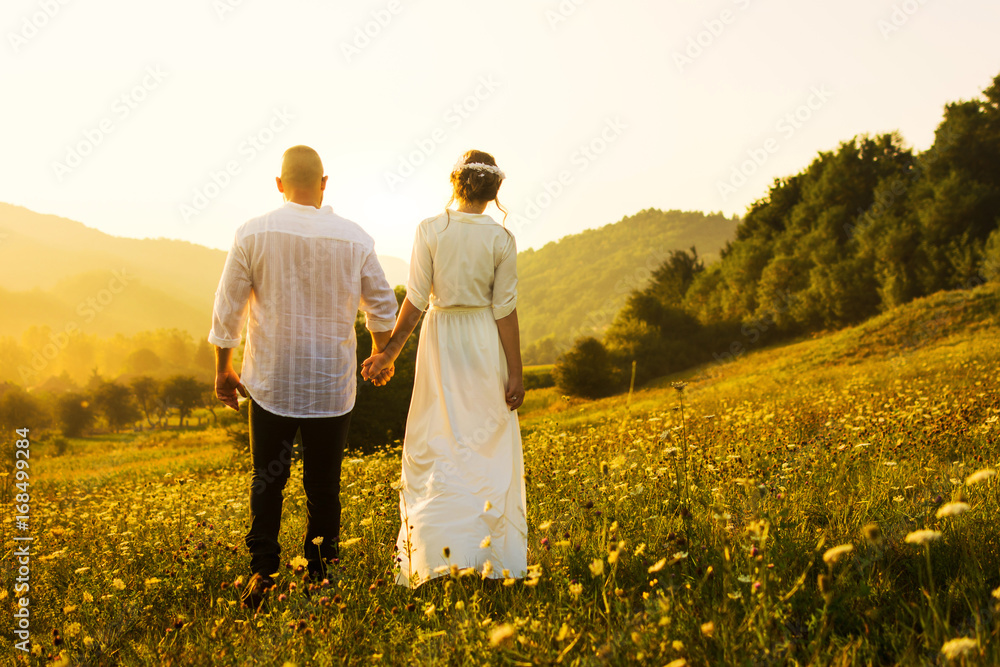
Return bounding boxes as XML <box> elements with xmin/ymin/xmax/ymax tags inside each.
<box><xmin>2</xmin><ymin>284</ymin><xmax>999</xmax><ymax>666</ymax></box>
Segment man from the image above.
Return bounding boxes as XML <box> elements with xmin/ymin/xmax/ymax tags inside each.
<box><xmin>209</xmin><ymin>145</ymin><xmax>398</xmax><ymax>610</ymax></box>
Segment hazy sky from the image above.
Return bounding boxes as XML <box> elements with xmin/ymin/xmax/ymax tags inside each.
<box><xmin>3</xmin><ymin>0</ymin><xmax>999</xmax><ymax>261</ymax></box>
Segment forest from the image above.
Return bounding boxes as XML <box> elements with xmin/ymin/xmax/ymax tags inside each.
<box><xmin>556</xmin><ymin>72</ymin><xmax>1000</xmax><ymax>397</ymax></box>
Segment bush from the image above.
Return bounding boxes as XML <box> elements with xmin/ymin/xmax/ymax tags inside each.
<box><xmin>554</xmin><ymin>337</ymin><xmax>624</xmax><ymax>399</ymax></box>
<box><xmin>51</xmin><ymin>436</ymin><xmax>69</xmax><ymax>456</ymax></box>
<box><xmin>523</xmin><ymin>367</ymin><xmax>555</xmax><ymax>390</ymax></box>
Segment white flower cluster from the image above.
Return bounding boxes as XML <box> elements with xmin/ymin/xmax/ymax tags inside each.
<box><xmin>452</xmin><ymin>161</ymin><xmax>506</xmax><ymax>179</ymax></box>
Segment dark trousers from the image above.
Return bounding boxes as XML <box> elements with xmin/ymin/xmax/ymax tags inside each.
<box><xmin>245</xmin><ymin>399</ymin><xmax>351</xmax><ymax>579</ymax></box>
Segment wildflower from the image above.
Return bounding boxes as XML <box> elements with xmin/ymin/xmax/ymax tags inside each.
<box><xmin>940</xmin><ymin>637</ymin><xmax>978</xmax><ymax>661</ymax></box>
<box><xmin>823</xmin><ymin>544</ymin><xmax>854</xmax><ymax>566</ymax></box>
<box><xmin>666</xmin><ymin>659</ymin><xmax>688</xmax><ymax>667</ymax></box>
<box><xmin>700</xmin><ymin>621</ymin><xmax>714</xmax><ymax>637</ymax></box>
<box><xmin>454</xmin><ymin>600</ymin><xmax>465</xmax><ymax>611</ymax></box>
<box><xmin>669</xmin><ymin>551</ymin><xmax>688</xmax><ymax>565</ymax></box>
<box><xmin>634</xmin><ymin>543</ymin><xmax>646</xmax><ymax>557</ymax></box>
<box><xmin>905</xmin><ymin>530</ymin><xmax>943</xmax><ymax>545</ymax></box>
<box><xmin>648</xmin><ymin>558</ymin><xmax>666</xmax><ymax>573</ymax></box>
<box><xmin>482</xmin><ymin>560</ymin><xmax>493</xmax><ymax>578</ymax></box>
<box><xmin>483</xmin><ymin>500</ymin><xmax>493</xmax><ymax>512</ymax></box>
<box><xmin>64</xmin><ymin>622</ymin><xmax>81</xmax><ymax>638</ymax></box>
<box><xmin>671</xmin><ymin>382</ymin><xmax>687</xmax><ymax>392</ymax></box>
<box><xmin>538</xmin><ymin>521</ymin><xmax>553</xmax><ymax>531</ymax></box>
<box><xmin>556</xmin><ymin>623</ymin><xmax>571</xmax><ymax>641</ymax></box>
<box><xmin>818</xmin><ymin>574</ymin><xmax>831</xmax><ymax>596</ymax></box>
<box><xmin>861</xmin><ymin>523</ymin><xmax>882</xmax><ymax>545</ymax></box>
<box><xmin>936</xmin><ymin>502</ymin><xmax>971</xmax><ymax>519</ymax></box>
<box><xmin>112</xmin><ymin>579</ymin><xmax>126</xmax><ymax>590</ymax></box>
<box><xmin>607</xmin><ymin>550</ymin><xmax>619</xmax><ymax>565</ymax></box>
<box><xmin>966</xmin><ymin>469</ymin><xmax>996</xmax><ymax>485</ymax></box>
<box><xmin>311</xmin><ymin>536</ymin><xmax>324</xmax><ymax>546</ymax></box>
<box><xmin>289</xmin><ymin>556</ymin><xmax>309</xmax><ymax>570</ymax></box>
<box><xmin>589</xmin><ymin>559</ymin><xmax>605</xmax><ymax>577</ymax></box>
<box><xmin>74</xmin><ymin>567</ymin><xmax>90</xmax><ymax>575</ymax></box>
<box><xmin>992</xmin><ymin>586</ymin><xmax>1000</xmax><ymax>600</ymax></box>
<box><xmin>340</xmin><ymin>537</ymin><xmax>361</xmax><ymax>549</ymax></box>
<box><xmin>568</xmin><ymin>582</ymin><xmax>583</xmax><ymax>598</ymax></box>
<box><xmin>424</xmin><ymin>604</ymin><xmax>436</xmax><ymax>618</ymax></box>
<box><xmin>489</xmin><ymin>623</ymin><xmax>516</xmax><ymax>647</ymax></box>
<box><xmin>480</xmin><ymin>536</ymin><xmax>491</xmax><ymax>549</ymax></box>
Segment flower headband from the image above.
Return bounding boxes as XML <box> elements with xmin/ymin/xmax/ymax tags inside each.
<box><xmin>452</xmin><ymin>161</ymin><xmax>506</xmax><ymax>179</ymax></box>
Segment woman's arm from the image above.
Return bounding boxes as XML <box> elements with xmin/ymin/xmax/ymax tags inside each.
<box><xmin>496</xmin><ymin>308</ymin><xmax>524</xmax><ymax>411</ymax></box>
<box><xmin>361</xmin><ymin>297</ymin><xmax>424</xmax><ymax>381</ymax></box>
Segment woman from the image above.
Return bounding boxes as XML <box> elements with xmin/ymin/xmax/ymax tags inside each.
<box><xmin>361</xmin><ymin>149</ymin><xmax>527</xmax><ymax>587</ymax></box>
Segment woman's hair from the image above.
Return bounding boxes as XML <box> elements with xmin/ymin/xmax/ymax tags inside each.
<box><xmin>447</xmin><ymin>149</ymin><xmax>509</xmax><ymax>226</ymax></box>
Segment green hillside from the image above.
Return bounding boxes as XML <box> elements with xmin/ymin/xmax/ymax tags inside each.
<box><xmin>524</xmin><ymin>281</ymin><xmax>1000</xmax><ymax>429</ymax></box>
<box><xmin>517</xmin><ymin>208</ymin><xmax>738</xmax><ymax>362</ymax></box>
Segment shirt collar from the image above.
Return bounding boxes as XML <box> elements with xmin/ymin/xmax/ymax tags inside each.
<box><xmin>283</xmin><ymin>201</ymin><xmax>332</xmax><ymax>214</ymax></box>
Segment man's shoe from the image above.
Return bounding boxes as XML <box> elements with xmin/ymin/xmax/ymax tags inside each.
<box><xmin>241</xmin><ymin>573</ymin><xmax>274</xmax><ymax>611</ymax></box>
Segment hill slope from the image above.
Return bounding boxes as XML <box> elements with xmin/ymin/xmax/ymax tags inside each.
<box><xmin>517</xmin><ymin>208</ymin><xmax>738</xmax><ymax>359</ymax></box>
<box><xmin>0</xmin><ymin>204</ymin><xmax>409</xmax><ymax>338</ymax></box>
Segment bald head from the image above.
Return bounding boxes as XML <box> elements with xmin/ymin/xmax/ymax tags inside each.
<box><xmin>276</xmin><ymin>145</ymin><xmax>327</xmax><ymax>207</ymax></box>
<box><xmin>280</xmin><ymin>145</ymin><xmax>324</xmax><ymax>189</ymax></box>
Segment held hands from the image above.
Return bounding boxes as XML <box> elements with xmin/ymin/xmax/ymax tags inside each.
<box><xmin>216</xmin><ymin>369</ymin><xmax>247</xmax><ymax>411</ymax></box>
<box><xmin>361</xmin><ymin>351</ymin><xmax>395</xmax><ymax>387</ymax></box>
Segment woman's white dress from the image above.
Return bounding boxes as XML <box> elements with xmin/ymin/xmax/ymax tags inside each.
<box><xmin>394</xmin><ymin>209</ymin><xmax>528</xmax><ymax>587</ymax></box>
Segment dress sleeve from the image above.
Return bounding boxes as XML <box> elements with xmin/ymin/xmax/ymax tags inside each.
<box><xmin>208</xmin><ymin>233</ymin><xmax>253</xmax><ymax>348</ymax></box>
<box><xmin>492</xmin><ymin>231</ymin><xmax>518</xmax><ymax>320</ymax></box>
<box><xmin>405</xmin><ymin>222</ymin><xmax>433</xmax><ymax>311</ymax></box>
<box><xmin>359</xmin><ymin>249</ymin><xmax>399</xmax><ymax>333</ymax></box>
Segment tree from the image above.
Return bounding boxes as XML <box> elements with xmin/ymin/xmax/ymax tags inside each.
<box><xmin>94</xmin><ymin>381</ymin><xmax>141</xmax><ymax>432</ymax></box>
<box><xmin>57</xmin><ymin>392</ymin><xmax>94</xmax><ymax>437</ymax></box>
<box><xmin>0</xmin><ymin>385</ymin><xmax>46</xmax><ymax>434</ymax></box>
<box><xmin>162</xmin><ymin>376</ymin><xmax>204</xmax><ymax>427</ymax></box>
<box><xmin>131</xmin><ymin>376</ymin><xmax>162</xmax><ymax>427</ymax></box>
<box><xmin>124</xmin><ymin>348</ymin><xmax>162</xmax><ymax>375</ymax></box>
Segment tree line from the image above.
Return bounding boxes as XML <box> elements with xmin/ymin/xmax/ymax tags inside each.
<box><xmin>0</xmin><ymin>373</ymin><xmax>216</xmax><ymax>439</ymax></box>
<box><xmin>556</xmin><ymin>73</ymin><xmax>1000</xmax><ymax>397</ymax></box>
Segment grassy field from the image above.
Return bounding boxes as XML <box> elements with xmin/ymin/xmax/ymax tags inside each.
<box><xmin>2</xmin><ymin>285</ymin><xmax>1000</xmax><ymax>665</ymax></box>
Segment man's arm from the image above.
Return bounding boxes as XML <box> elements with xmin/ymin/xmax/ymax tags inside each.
<box><xmin>215</xmin><ymin>346</ymin><xmax>247</xmax><ymax>411</ymax></box>
<box><xmin>208</xmin><ymin>233</ymin><xmax>253</xmax><ymax>409</ymax></box>
<box><xmin>358</xmin><ymin>247</ymin><xmax>400</xmax><ymax>386</ymax></box>
<box><xmin>368</xmin><ymin>330</ymin><xmax>394</xmax><ymax>387</ymax></box>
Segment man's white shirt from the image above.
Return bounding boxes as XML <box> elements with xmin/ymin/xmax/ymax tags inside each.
<box><xmin>209</xmin><ymin>201</ymin><xmax>398</xmax><ymax>417</ymax></box>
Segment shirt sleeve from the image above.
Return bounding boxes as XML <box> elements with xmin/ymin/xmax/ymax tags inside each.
<box><xmin>405</xmin><ymin>222</ymin><xmax>433</xmax><ymax>312</ymax></box>
<box><xmin>359</xmin><ymin>249</ymin><xmax>399</xmax><ymax>333</ymax></box>
<box><xmin>208</xmin><ymin>234</ymin><xmax>253</xmax><ymax>348</ymax></box>
<box><xmin>492</xmin><ymin>232</ymin><xmax>518</xmax><ymax>320</ymax></box>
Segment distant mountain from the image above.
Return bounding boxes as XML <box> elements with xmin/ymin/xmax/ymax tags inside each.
<box><xmin>0</xmin><ymin>204</ymin><xmax>409</xmax><ymax>338</ymax></box>
<box><xmin>517</xmin><ymin>209</ymin><xmax>739</xmax><ymax>361</ymax></box>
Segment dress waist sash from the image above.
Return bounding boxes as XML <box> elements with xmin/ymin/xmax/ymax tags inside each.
<box><xmin>428</xmin><ymin>304</ymin><xmax>492</xmax><ymax>314</ymax></box>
